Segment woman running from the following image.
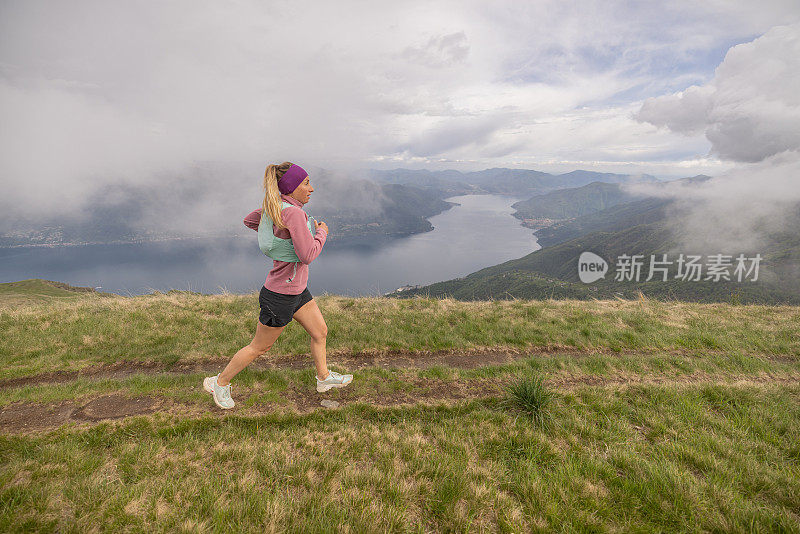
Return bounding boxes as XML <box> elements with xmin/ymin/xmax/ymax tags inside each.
<box><xmin>204</xmin><ymin>162</ymin><xmax>353</xmax><ymax>409</ymax></box>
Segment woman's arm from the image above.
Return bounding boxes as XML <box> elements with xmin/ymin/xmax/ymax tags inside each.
<box><xmin>244</xmin><ymin>209</ymin><xmax>261</xmax><ymax>231</ymax></box>
<box><xmin>283</xmin><ymin>207</ymin><xmax>327</xmax><ymax>264</ymax></box>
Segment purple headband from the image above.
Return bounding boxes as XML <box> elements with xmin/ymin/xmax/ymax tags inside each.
<box><xmin>278</xmin><ymin>164</ymin><xmax>308</xmax><ymax>194</ymax></box>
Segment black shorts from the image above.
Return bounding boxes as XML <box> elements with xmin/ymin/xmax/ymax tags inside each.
<box><xmin>258</xmin><ymin>286</ymin><xmax>313</xmax><ymax>327</ymax></box>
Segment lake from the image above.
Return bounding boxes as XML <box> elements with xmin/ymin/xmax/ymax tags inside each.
<box><xmin>0</xmin><ymin>194</ymin><xmax>541</xmax><ymax>297</ymax></box>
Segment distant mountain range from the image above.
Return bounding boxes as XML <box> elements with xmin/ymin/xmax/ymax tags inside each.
<box><xmin>0</xmin><ymin>166</ymin><xmax>657</xmax><ymax>248</ymax></box>
<box><xmin>510</xmin><ymin>181</ymin><xmax>647</xmax><ymax>227</ymax></box>
<box><xmin>313</xmin><ymin>182</ymin><xmax>459</xmax><ymax>250</ymax></box>
<box><xmin>367</xmin><ymin>168</ymin><xmax>659</xmax><ymax>197</ymax></box>
<box><xmin>389</xmin><ymin>175</ymin><xmax>800</xmax><ymax>305</ymax></box>
<box><xmin>0</xmin><ymin>176</ymin><xmax>457</xmax><ymax>249</ymax></box>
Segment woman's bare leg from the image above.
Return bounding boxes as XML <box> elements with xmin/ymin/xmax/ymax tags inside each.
<box><xmin>217</xmin><ymin>321</ymin><xmax>285</xmax><ymax>386</ymax></box>
<box><xmin>291</xmin><ymin>299</ymin><xmax>329</xmax><ymax>379</ymax></box>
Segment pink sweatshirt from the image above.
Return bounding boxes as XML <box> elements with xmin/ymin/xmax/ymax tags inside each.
<box><xmin>244</xmin><ymin>194</ymin><xmax>328</xmax><ymax>295</ymax></box>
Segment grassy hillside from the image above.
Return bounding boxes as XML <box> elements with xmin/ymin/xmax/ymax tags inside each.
<box><xmin>0</xmin><ymin>279</ymin><xmax>109</xmax><ymax>309</ymax></box>
<box><xmin>1</xmin><ymin>288</ymin><xmax>799</xmax><ymax>531</ymax></box>
<box><xmin>533</xmin><ymin>196</ymin><xmax>671</xmax><ymax>247</ymax></box>
<box><xmin>2</xmin><ymin>289</ymin><xmax>799</xmax><ymax>380</ymax></box>
<box><xmin>531</xmin><ymin>174</ymin><xmax>713</xmax><ymax>248</ymax></box>
<box><xmin>511</xmin><ymin>181</ymin><xmax>643</xmax><ymax>220</ymax></box>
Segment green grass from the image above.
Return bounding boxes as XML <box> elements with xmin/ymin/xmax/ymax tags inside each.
<box><xmin>504</xmin><ymin>376</ymin><xmax>553</xmax><ymax>428</ymax></box>
<box><xmin>1</xmin><ymin>385</ymin><xmax>799</xmax><ymax>532</ymax></box>
<box><xmin>0</xmin><ymin>279</ymin><xmax>107</xmax><ymax>309</ymax></box>
<box><xmin>1</xmin><ymin>290</ymin><xmax>798</xmax><ymax>381</ymax></box>
<box><xmin>2</xmin><ymin>350</ymin><xmax>798</xmax><ymax>408</ymax></box>
<box><xmin>2</xmin><ymin>285</ymin><xmax>800</xmax><ymax>531</ymax></box>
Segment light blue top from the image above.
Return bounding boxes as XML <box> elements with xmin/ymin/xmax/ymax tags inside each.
<box><xmin>257</xmin><ymin>201</ymin><xmax>315</xmax><ymax>281</ymax></box>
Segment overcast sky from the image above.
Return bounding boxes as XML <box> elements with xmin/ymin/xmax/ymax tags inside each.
<box><xmin>628</xmin><ymin>19</ymin><xmax>800</xmax><ymax>256</ymax></box>
<box><xmin>1</xmin><ymin>0</ymin><xmax>799</xmax><ymax>221</ymax></box>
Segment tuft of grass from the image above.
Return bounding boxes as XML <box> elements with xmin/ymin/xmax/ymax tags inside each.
<box><xmin>504</xmin><ymin>375</ymin><xmax>553</xmax><ymax>427</ymax></box>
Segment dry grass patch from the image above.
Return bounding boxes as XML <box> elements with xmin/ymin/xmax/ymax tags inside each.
<box><xmin>2</xmin><ymin>384</ymin><xmax>799</xmax><ymax>531</ymax></box>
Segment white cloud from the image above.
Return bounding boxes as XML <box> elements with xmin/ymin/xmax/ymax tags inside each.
<box><xmin>626</xmin><ymin>150</ymin><xmax>800</xmax><ymax>252</ymax></box>
<box><xmin>636</xmin><ymin>23</ymin><xmax>800</xmax><ymax>162</ymax></box>
<box><xmin>636</xmin><ymin>85</ymin><xmax>715</xmax><ymax>136</ymax></box>
<box><xmin>631</xmin><ymin>23</ymin><xmax>800</xmax><ymax>263</ymax></box>
<box><xmin>1</xmin><ymin>0</ymin><xmax>799</xmax><ymax>225</ymax></box>
<box><xmin>399</xmin><ymin>32</ymin><xmax>470</xmax><ymax>68</ymax></box>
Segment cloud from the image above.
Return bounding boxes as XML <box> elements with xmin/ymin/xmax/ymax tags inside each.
<box><xmin>626</xmin><ymin>150</ymin><xmax>800</xmax><ymax>251</ymax></box>
<box><xmin>635</xmin><ymin>85</ymin><xmax>715</xmax><ymax>135</ymax></box>
<box><xmin>630</xmin><ymin>23</ymin><xmax>800</xmax><ymax>268</ymax></box>
<box><xmin>399</xmin><ymin>32</ymin><xmax>470</xmax><ymax>68</ymax></box>
<box><xmin>396</xmin><ymin>113</ymin><xmax>512</xmax><ymax>157</ymax></box>
<box><xmin>1</xmin><ymin>0</ymin><xmax>799</xmax><ymax>234</ymax></box>
<box><xmin>635</xmin><ymin>23</ymin><xmax>800</xmax><ymax>162</ymax></box>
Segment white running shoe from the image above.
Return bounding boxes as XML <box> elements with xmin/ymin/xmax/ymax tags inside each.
<box><xmin>316</xmin><ymin>370</ymin><xmax>353</xmax><ymax>393</ymax></box>
<box><xmin>203</xmin><ymin>374</ymin><xmax>235</xmax><ymax>409</ymax></box>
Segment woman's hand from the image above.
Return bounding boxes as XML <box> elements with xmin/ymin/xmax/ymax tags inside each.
<box><xmin>315</xmin><ymin>220</ymin><xmax>329</xmax><ymax>234</ymax></box>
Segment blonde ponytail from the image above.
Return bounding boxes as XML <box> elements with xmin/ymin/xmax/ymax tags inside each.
<box><xmin>262</xmin><ymin>162</ymin><xmax>293</xmax><ymax>230</ymax></box>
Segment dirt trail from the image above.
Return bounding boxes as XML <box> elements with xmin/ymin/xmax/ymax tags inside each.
<box><xmin>2</xmin><ymin>345</ymin><xmax>763</xmax><ymax>390</ymax></box>
<box><xmin>0</xmin><ymin>347</ymin><xmax>581</xmax><ymax>388</ymax></box>
<box><xmin>1</xmin><ymin>372</ymin><xmax>797</xmax><ymax>435</ymax></box>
